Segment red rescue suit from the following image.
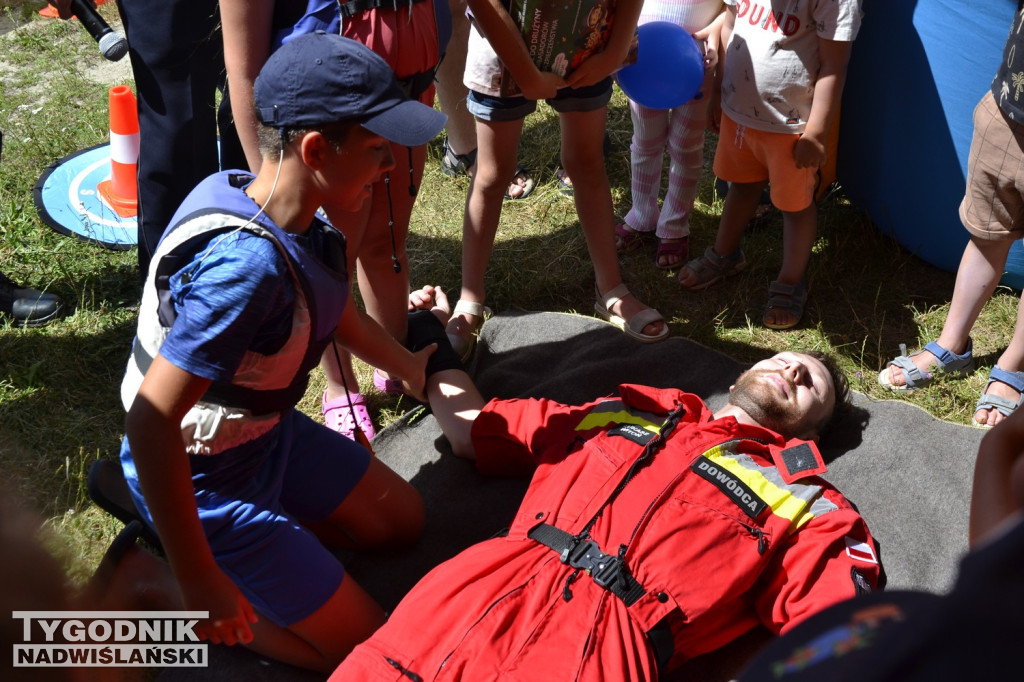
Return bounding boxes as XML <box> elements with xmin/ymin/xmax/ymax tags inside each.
<box><xmin>333</xmin><ymin>385</ymin><xmax>882</xmax><ymax>681</ymax></box>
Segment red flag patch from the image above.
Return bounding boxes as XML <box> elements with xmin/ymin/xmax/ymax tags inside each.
<box><xmin>845</xmin><ymin>536</ymin><xmax>878</xmax><ymax>564</ymax></box>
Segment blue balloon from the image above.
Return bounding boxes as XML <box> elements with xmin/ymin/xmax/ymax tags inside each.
<box><xmin>617</xmin><ymin>22</ymin><xmax>704</xmax><ymax>110</ymax></box>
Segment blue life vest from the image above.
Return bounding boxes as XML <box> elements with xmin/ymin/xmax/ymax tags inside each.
<box><xmin>121</xmin><ymin>171</ymin><xmax>349</xmax><ymax>455</ymax></box>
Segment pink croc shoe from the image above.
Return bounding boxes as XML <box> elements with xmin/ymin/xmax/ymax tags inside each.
<box><xmin>322</xmin><ymin>391</ymin><xmax>376</xmax><ymax>442</ymax></box>
<box><xmin>373</xmin><ymin>368</ymin><xmax>404</xmax><ymax>396</ymax></box>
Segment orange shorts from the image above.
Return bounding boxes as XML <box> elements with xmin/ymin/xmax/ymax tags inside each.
<box><xmin>713</xmin><ymin>113</ymin><xmax>818</xmax><ymax>212</ymax></box>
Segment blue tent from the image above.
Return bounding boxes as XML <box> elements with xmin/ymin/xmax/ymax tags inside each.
<box><xmin>839</xmin><ymin>0</ymin><xmax>1023</xmax><ymax>287</ymax></box>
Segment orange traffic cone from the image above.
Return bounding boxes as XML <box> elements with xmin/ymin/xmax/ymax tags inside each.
<box><xmin>38</xmin><ymin>0</ymin><xmax>108</xmax><ymax>18</ymax></box>
<box><xmin>97</xmin><ymin>84</ymin><xmax>139</xmax><ymax>218</ymax></box>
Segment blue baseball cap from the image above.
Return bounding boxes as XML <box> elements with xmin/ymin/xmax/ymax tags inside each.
<box><xmin>254</xmin><ymin>33</ymin><xmax>446</xmax><ymax>147</ymax></box>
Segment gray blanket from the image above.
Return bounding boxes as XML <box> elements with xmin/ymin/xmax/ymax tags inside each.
<box><xmin>171</xmin><ymin>310</ymin><xmax>985</xmax><ymax>680</ymax></box>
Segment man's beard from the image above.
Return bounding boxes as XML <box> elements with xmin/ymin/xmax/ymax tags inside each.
<box><xmin>729</xmin><ymin>369</ymin><xmax>802</xmax><ymax>437</ymax></box>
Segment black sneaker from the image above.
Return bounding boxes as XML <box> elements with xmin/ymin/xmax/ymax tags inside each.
<box><xmin>0</xmin><ymin>271</ymin><xmax>62</xmax><ymax>327</ymax></box>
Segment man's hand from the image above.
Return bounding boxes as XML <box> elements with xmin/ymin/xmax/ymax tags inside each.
<box><xmin>48</xmin><ymin>0</ymin><xmax>73</xmax><ymax>19</ymax></box>
<box><xmin>408</xmin><ymin>284</ymin><xmax>452</xmax><ymax>327</ymax></box>
<box><xmin>182</xmin><ymin>568</ymin><xmax>258</xmax><ymax>646</ymax></box>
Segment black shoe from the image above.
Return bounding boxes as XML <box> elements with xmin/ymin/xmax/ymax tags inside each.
<box><xmin>0</xmin><ymin>272</ymin><xmax>62</xmax><ymax>327</ymax></box>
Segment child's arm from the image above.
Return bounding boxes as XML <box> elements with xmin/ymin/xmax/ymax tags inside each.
<box><xmin>126</xmin><ymin>355</ymin><xmax>258</xmax><ymax>646</ymax></box>
<box><xmin>970</xmin><ymin>407</ymin><xmax>1024</xmax><ymax>546</ymax></box>
<box><xmin>703</xmin><ymin>6</ymin><xmax>734</xmax><ymax>133</ymax></box>
<box><xmin>220</xmin><ymin>0</ymin><xmax>275</xmax><ymax>172</ymax></box>
<box><xmin>694</xmin><ymin>9</ymin><xmax>728</xmax><ymax>124</ymax></box>
<box><xmin>467</xmin><ymin>0</ymin><xmax>566</xmax><ymax>99</ymax></box>
<box><xmin>335</xmin><ymin>299</ymin><xmax>436</xmax><ymax>401</ymax></box>
<box><xmin>793</xmin><ymin>37</ymin><xmax>853</xmax><ymax>169</ymax></box>
<box><xmin>565</xmin><ymin>0</ymin><xmax>644</xmax><ymax>89</ymax></box>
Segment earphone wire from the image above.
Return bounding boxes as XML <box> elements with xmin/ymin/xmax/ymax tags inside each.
<box><xmin>186</xmin><ymin>129</ymin><xmax>286</xmax><ymax>278</ymax></box>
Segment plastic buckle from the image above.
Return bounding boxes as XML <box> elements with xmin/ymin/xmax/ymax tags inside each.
<box><xmin>561</xmin><ymin>539</ymin><xmax>622</xmax><ymax>589</ymax></box>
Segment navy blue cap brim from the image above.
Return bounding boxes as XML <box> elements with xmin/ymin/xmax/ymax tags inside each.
<box><xmin>361</xmin><ymin>100</ymin><xmax>447</xmax><ymax>147</ymax></box>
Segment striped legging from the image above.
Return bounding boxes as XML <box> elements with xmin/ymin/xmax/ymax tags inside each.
<box><xmin>623</xmin><ymin>95</ymin><xmax>708</xmax><ymax>239</ymax></box>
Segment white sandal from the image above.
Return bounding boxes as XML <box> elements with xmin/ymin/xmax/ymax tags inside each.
<box><xmin>446</xmin><ymin>300</ymin><xmax>492</xmax><ymax>363</ymax></box>
<box><xmin>594</xmin><ymin>284</ymin><xmax>669</xmax><ymax>343</ymax></box>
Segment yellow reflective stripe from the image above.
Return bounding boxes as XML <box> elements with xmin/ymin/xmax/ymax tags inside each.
<box><xmin>704</xmin><ymin>448</ymin><xmax>816</xmax><ymax>529</ymax></box>
<box><xmin>575</xmin><ymin>410</ymin><xmax>662</xmax><ymax>435</ymax></box>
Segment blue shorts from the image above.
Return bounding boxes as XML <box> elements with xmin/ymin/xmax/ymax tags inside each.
<box><xmin>123</xmin><ymin>410</ymin><xmax>371</xmax><ymax>626</ymax></box>
<box><xmin>467</xmin><ymin>77</ymin><xmax>613</xmax><ymax>122</ymax></box>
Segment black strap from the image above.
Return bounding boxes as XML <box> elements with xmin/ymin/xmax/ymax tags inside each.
<box><xmin>528</xmin><ymin>523</ymin><xmax>646</xmax><ymax>606</ymax></box>
<box><xmin>132</xmin><ymin>340</ymin><xmax>307</xmax><ymax>416</ymax></box>
<box><xmin>398</xmin><ymin>68</ymin><xmax>437</xmax><ymax>100</ymax></box>
<box><xmin>338</xmin><ymin>0</ymin><xmax>426</xmax><ymax>18</ymax></box>
<box><xmin>525</xmin><ymin>406</ymin><xmax>686</xmax><ymax>603</ymax></box>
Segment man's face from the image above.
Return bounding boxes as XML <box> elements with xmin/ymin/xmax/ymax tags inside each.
<box><xmin>325</xmin><ymin>126</ymin><xmax>395</xmax><ymax>211</ymax></box>
<box><xmin>728</xmin><ymin>352</ymin><xmax>836</xmax><ymax>440</ymax></box>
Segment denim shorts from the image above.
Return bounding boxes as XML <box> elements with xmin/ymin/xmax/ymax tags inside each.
<box><xmin>467</xmin><ymin>77</ymin><xmax>613</xmax><ymax>122</ymax></box>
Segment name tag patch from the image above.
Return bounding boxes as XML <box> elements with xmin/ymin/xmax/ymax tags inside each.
<box><xmin>691</xmin><ymin>457</ymin><xmax>768</xmax><ymax>519</ymax></box>
<box><xmin>607</xmin><ymin>423</ymin><xmax>656</xmax><ymax>446</ymax></box>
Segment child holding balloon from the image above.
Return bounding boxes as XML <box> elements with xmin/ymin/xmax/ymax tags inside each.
<box><xmin>446</xmin><ymin>0</ymin><xmax>670</xmax><ymax>353</ymax></box>
<box><xmin>615</xmin><ymin>1</ymin><xmax>725</xmax><ymax>270</ymax></box>
<box><xmin>679</xmin><ymin>0</ymin><xmax>863</xmax><ymax>329</ymax></box>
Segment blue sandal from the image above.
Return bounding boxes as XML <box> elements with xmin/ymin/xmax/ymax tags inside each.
<box><xmin>877</xmin><ymin>339</ymin><xmax>975</xmax><ymax>392</ymax></box>
<box><xmin>974</xmin><ymin>366</ymin><xmax>1024</xmax><ymax>425</ymax></box>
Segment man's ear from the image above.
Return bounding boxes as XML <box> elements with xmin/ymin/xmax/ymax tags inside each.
<box><xmin>299</xmin><ymin>131</ymin><xmax>330</xmax><ymax>170</ymax></box>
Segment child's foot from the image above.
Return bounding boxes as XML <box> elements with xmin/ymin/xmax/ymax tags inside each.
<box><xmin>877</xmin><ymin>340</ymin><xmax>973</xmax><ymax>391</ymax></box>
<box><xmin>445</xmin><ymin>299</ymin><xmax>491</xmax><ymax>363</ymax></box>
<box><xmin>655</xmin><ymin>237</ymin><xmax>688</xmax><ymax>269</ymax></box>
<box><xmin>678</xmin><ymin>247</ymin><xmax>747</xmax><ymax>291</ymax></box>
<box><xmin>974</xmin><ymin>366</ymin><xmax>1024</xmax><ymax>427</ymax></box>
<box><xmin>762</xmin><ymin>280</ymin><xmax>807</xmax><ymax>330</ymax></box>
<box><xmin>614</xmin><ymin>220</ymin><xmax>648</xmax><ymax>253</ymax></box>
<box><xmin>880</xmin><ymin>348</ymin><xmax>940</xmax><ymax>389</ymax></box>
<box><xmin>322</xmin><ymin>391</ymin><xmax>376</xmax><ymax>442</ymax></box>
<box><xmin>504</xmin><ymin>167</ymin><xmax>535</xmax><ymax>200</ymax></box>
<box><xmin>555</xmin><ymin>167</ymin><xmax>573</xmax><ymax>196</ymax></box>
<box><xmin>595</xmin><ymin>284</ymin><xmax>668</xmax><ymax>342</ymax></box>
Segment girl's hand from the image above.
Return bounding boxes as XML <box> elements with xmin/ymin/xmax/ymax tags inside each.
<box><xmin>566</xmin><ymin>50</ymin><xmax>617</xmax><ymax>89</ymax></box>
<box><xmin>518</xmin><ymin>71</ymin><xmax>567</xmax><ymax>100</ymax></box>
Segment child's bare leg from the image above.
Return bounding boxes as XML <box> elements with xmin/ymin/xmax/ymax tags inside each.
<box><xmin>356</xmin><ymin>141</ymin><xmax>424</xmax><ymax>342</ymax></box>
<box><xmin>679</xmin><ymin>180</ymin><xmax>765</xmax><ymax>288</ymax></box>
<box><xmin>562</xmin><ymin>108</ymin><xmax>664</xmax><ymax>337</ymax></box>
<box><xmin>450</xmin><ymin>117</ymin><xmax>524</xmax><ymax>343</ymax></box>
<box><xmin>304</xmin><ymin>457</ymin><xmax>424</xmax><ymax>551</ymax></box>
<box><xmin>247</xmin><ymin>574</ymin><xmax>384</xmax><ymax>673</ymax></box>
<box><xmin>435</xmin><ymin>1</ymin><xmax>475</xmax><ymax>157</ymax></box>
<box><xmin>885</xmin><ymin>237</ymin><xmax>1011</xmax><ymax>387</ymax></box>
<box><xmin>322</xmin><ymin>195</ymin><xmax>375</xmax><ymax>404</ymax></box>
<box><xmin>778</xmin><ymin>202</ymin><xmax>816</xmax><ymax>284</ymax></box>
<box><xmin>763</xmin><ymin>202</ymin><xmax>816</xmax><ymax>328</ymax></box>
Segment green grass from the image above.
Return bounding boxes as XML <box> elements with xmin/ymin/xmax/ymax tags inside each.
<box><xmin>1</xmin><ymin>7</ymin><xmax>1016</xmax><ymax>585</ymax></box>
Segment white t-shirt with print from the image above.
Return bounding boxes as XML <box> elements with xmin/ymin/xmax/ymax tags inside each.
<box><xmin>721</xmin><ymin>0</ymin><xmax>862</xmax><ymax>134</ymax></box>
